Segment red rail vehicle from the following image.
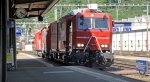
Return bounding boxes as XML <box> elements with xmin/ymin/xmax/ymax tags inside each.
<box><xmin>42</xmin><ymin>4</ymin><xmax>114</xmax><ymax>68</ymax></box>
<box><xmin>34</xmin><ymin>27</ymin><xmax>47</xmax><ymax>56</ymax></box>
<box><xmin>34</xmin><ymin>32</ymin><xmax>42</xmax><ymax>52</ymax></box>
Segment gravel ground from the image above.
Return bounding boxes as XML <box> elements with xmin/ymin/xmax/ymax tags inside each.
<box><xmin>123</xmin><ymin>74</ymin><xmax>150</xmax><ymax>82</ymax></box>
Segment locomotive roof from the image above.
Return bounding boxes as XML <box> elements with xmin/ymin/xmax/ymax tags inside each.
<box><xmin>67</xmin><ymin>8</ymin><xmax>103</xmax><ymax>16</ymax></box>
<box><xmin>60</xmin><ymin>8</ymin><xmax>104</xmax><ymax>20</ymax></box>
<box><xmin>68</xmin><ymin>9</ymin><xmax>85</xmax><ymax>15</ymax></box>
<box><xmin>59</xmin><ymin>9</ymin><xmax>85</xmax><ymax>19</ymax></box>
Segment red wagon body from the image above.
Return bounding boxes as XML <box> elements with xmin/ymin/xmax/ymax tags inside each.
<box><xmin>34</xmin><ymin>27</ymin><xmax>47</xmax><ymax>56</ymax></box>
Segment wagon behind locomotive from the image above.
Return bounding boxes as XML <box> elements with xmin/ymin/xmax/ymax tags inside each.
<box><xmin>34</xmin><ymin>27</ymin><xmax>47</xmax><ymax>56</ymax></box>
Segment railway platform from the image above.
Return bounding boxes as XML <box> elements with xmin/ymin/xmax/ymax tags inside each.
<box><xmin>7</xmin><ymin>52</ymin><xmax>144</xmax><ymax>82</ymax></box>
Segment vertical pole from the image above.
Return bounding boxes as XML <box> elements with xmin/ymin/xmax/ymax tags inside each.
<box><xmin>87</xmin><ymin>0</ymin><xmax>90</xmax><ymax>4</ymax></box>
<box><xmin>146</xmin><ymin>4</ymin><xmax>149</xmax><ymax>54</ymax></box>
<box><xmin>1</xmin><ymin>0</ymin><xmax>7</xmax><ymax>82</ymax></box>
<box><xmin>147</xmin><ymin>4</ymin><xmax>149</xmax><ymax>16</ymax></box>
<box><xmin>26</xmin><ymin>26</ymin><xmax>29</xmax><ymax>44</ymax></box>
<box><xmin>12</xmin><ymin>4</ymin><xmax>17</xmax><ymax>69</ymax></box>
<box><xmin>146</xmin><ymin>22</ymin><xmax>149</xmax><ymax>53</ymax></box>
<box><xmin>12</xmin><ymin>19</ymin><xmax>16</xmax><ymax>68</ymax></box>
<box><xmin>128</xmin><ymin>31</ymin><xmax>129</xmax><ymax>51</ymax></box>
<box><xmin>0</xmin><ymin>1</ymin><xmax>2</xmax><ymax>81</ymax></box>
<box><xmin>118</xmin><ymin>0</ymin><xmax>121</xmax><ymax>3</ymax></box>
<box><xmin>116</xmin><ymin>0</ymin><xmax>121</xmax><ymax>20</ymax></box>
<box><xmin>59</xmin><ymin>6</ymin><xmax>62</xmax><ymax>18</ymax></box>
<box><xmin>9</xmin><ymin>0</ymin><xmax>16</xmax><ymax>69</ymax></box>
<box><xmin>116</xmin><ymin>5</ymin><xmax>119</xmax><ymax>20</ymax></box>
<box><xmin>54</xmin><ymin>8</ymin><xmax>57</xmax><ymax>21</ymax></box>
<box><xmin>116</xmin><ymin>32</ymin><xmax>117</xmax><ymax>51</ymax></box>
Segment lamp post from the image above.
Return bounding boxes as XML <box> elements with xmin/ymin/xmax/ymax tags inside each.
<box><xmin>116</xmin><ymin>0</ymin><xmax>121</xmax><ymax>20</ymax></box>
<box><xmin>118</xmin><ymin>0</ymin><xmax>121</xmax><ymax>3</ymax></box>
<box><xmin>146</xmin><ymin>3</ymin><xmax>149</xmax><ymax>54</ymax></box>
<box><xmin>54</xmin><ymin>8</ymin><xmax>57</xmax><ymax>21</ymax></box>
<box><xmin>116</xmin><ymin>5</ymin><xmax>119</xmax><ymax>20</ymax></box>
<box><xmin>146</xmin><ymin>21</ymin><xmax>149</xmax><ymax>53</ymax></box>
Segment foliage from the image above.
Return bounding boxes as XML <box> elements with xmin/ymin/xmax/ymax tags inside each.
<box><xmin>17</xmin><ymin>0</ymin><xmax>150</xmax><ymax>28</ymax></box>
<box><xmin>44</xmin><ymin>0</ymin><xmax>150</xmax><ymax>22</ymax></box>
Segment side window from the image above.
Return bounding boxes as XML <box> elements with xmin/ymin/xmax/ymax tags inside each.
<box><xmin>125</xmin><ymin>41</ymin><xmax>126</xmax><ymax>47</ymax></box>
<box><xmin>119</xmin><ymin>41</ymin><xmax>120</xmax><ymax>47</ymax></box>
<box><xmin>70</xmin><ymin>21</ymin><xmax>73</xmax><ymax>32</ymax></box>
<box><xmin>95</xmin><ymin>18</ymin><xmax>108</xmax><ymax>29</ymax></box>
<box><xmin>146</xmin><ymin>40</ymin><xmax>147</xmax><ymax>47</ymax></box>
<box><xmin>131</xmin><ymin>40</ymin><xmax>133</xmax><ymax>47</ymax></box>
<box><xmin>60</xmin><ymin>23</ymin><xmax>62</xmax><ymax>29</ymax></box>
<box><xmin>138</xmin><ymin>40</ymin><xmax>140</xmax><ymax>47</ymax></box>
<box><xmin>77</xmin><ymin>17</ymin><xmax>83</xmax><ymax>29</ymax></box>
<box><xmin>113</xmin><ymin>41</ymin><xmax>115</xmax><ymax>47</ymax></box>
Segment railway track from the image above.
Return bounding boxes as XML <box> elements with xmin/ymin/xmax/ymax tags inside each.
<box><xmin>112</xmin><ymin>59</ymin><xmax>136</xmax><ymax>69</ymax></box>
<box><xmin>109</xmin><ymin>58</ymin><xmax>150</xmax><ymax>82</ymax></box>
<box><xmin>111</xmin><ymin>58</ymin><xmax>150</xmax><ymax>70</ymax></box>
<box><xmin>20</xmin><ymin>51</ymin><xmax>150</xmax><ymax>69</ymax></box>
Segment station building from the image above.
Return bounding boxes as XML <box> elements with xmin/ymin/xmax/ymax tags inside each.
<box><xmin>113</xmin><ymin>15</ymin><xmax>150</xmax><ymax>55</ymax></box>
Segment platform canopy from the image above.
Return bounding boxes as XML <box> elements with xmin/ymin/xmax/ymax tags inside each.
<box><xmin>13</xmin><ymin>0</ymin><xmax>59</xmax><ymax>19</ymax></box>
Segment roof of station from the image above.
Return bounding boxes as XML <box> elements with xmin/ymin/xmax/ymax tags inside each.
<box><xmin>14</xmin><ymin>0</ymin><xmax>59</xmax><ymax>18</ymax></box>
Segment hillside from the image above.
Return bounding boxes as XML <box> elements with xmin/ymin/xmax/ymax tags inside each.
<box><xmin>16</xmin><ymin>0</ymin><xmax>150</xmax><ymax>28</ymax></box>
<box><xmin>58</xmin><ymin>0</ymin><xmax>149</xmax><ymax>4</ymax></box>
<box><xmin>44</xmin><ymin>0</ymin><xmax>149</xmax><ymax>23</ymax></box>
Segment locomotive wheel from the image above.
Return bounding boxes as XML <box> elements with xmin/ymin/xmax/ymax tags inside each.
<box><xmin>83</xmin><ymin>50</ymin><xmax>95</xmax><ymax>67</ymax></box>
<box><xmin>71</xmin><ymin>50</ymin><xmax>86</xmax><ymax>65</ymax></box>
<box><xmin>96</xmin><ymin>56</ymin><xmax>113</xmax><ymax>69</ymax></box>
<box><xmin>84</xmin><ymin>60</ymin><xmax>93</xmax><ymax>67</ymax></box>
<box><xmin>42</xmin><ymin>53</ymin><xmax>45</xmax><ymax>58</ymax></box>
<box><xmin>50</xmin><ymin>53</ymin><xmax>54</xmax><ymax>61</ymax></box>
<box><xmin>63</xmin><ymin>56</ymin><xmax>70</xmax><ymax>65</ymax></box>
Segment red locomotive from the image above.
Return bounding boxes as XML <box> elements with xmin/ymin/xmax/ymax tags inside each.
<box><xmin>35</xmin><ymin>5</ymin><xmax>114</xmax><ymax>68</ymax></box>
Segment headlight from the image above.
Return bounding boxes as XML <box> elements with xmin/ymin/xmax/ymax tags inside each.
<box><xmin>81</xmin><ymin>44</ymin><xmax>84</xmax><ymax>47</ymax></box>
<box><xmin>104</xmin><ymin>44</ymin><xmax>108</xmax><ymax>47</ymax></box>
<box><xmin>101</xmin><ymin>44</ymin><xmax>105</xmax><ymax>47</ymax></box>
<box><xmin>77</xmin><ymin>43</ymin><xmax>84</xmax><ymax>47</ymax></box>
<box><xmin>77</xmin><ymin>44</ymin><xmax>81</xmax><ymax>47</ymax></box>
<box><xmin>101</xmin><ymin>44</ymin><xmax>108</xmax><ymax>48</ymax></box>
